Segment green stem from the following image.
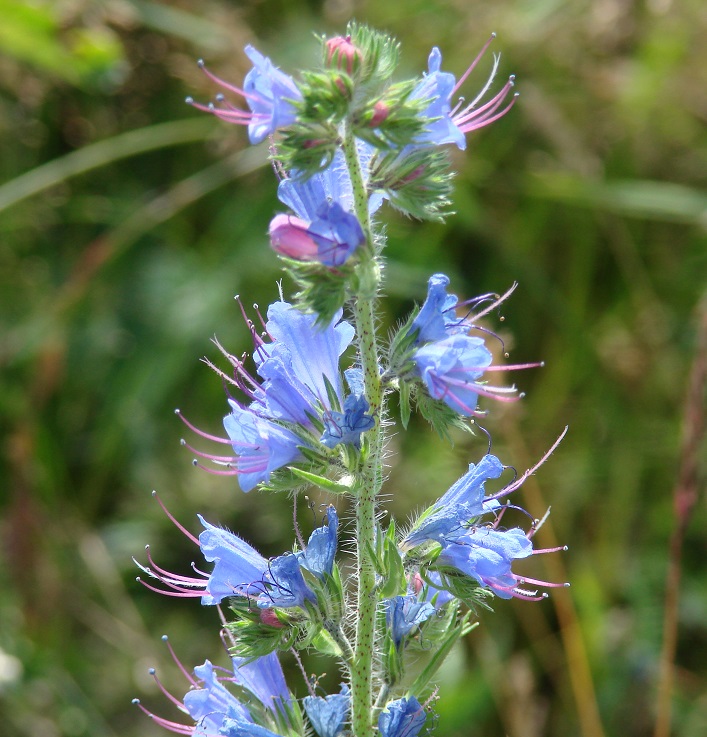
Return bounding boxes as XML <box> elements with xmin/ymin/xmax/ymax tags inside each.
<box><xmin>343</xmin><ymin>125</ymin><xmax>384</xmax><ymax>737</ymax></box>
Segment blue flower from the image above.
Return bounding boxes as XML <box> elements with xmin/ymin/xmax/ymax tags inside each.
<box><xmin>413</xmin><ymin>333</ymin><xmax>493</xmax><ymax>416</ymax></box>
<box><xmin>254</xmin><ymin>302</ymin><xmax>354</xmax><ymax>425</ymax></box>
<box><xmin>321</xmin><ymin>369</ymin><xmax>375</xmax><ymax>449</ymax></box>
<box><xmin>303</xmin><ymin>684</ymin><xmax>350</xmax><ymax>737</ymax></box>
<box><xmin>218</xmin><ymin>719</ymin><xmax>282</xmax><ymax>737</ymax></box>
<box><xmin>228</xmin><ymin>651</ymin><xmax>291</xmax><ymax>718</ymax></box>
<box><xmin>261</xmin><ymin>553</ymin><xmax>316</xmax><ymax>609</ymax></box>
<box><xmin>136</xmin><ymin>513</ymin><xmax>320</xmax><ymax>610</ymax></box>
<box><xmin>412</xmin><ymin>40</ymin><xmax>517</xmax><ymax>150</ymax></box>
<box><xmin>198</xmin><ymin>515</ymin><xmax>271</xmax><ymax>605</ymax></box>
<box><xmin>437</xmin><ymin>526</ymin><xmax>533</xmax><ymax>599</ymax></box>
<box><xmin>411</xmin><ymin>48</ymin><xmax>465</xmax><ymax>149</ymax></box>
<box><xmin>189</xmin><ymin>45</ymin><xmax>302</xmax><ymax>145</ymax></box>
<box><xmin>296</xmin><ymin>505</ymin><xmax>339</xmax><ymax>579</ymax></box>
<box><xmin>384</xmin><ymin>595</ymin><xmax>436</xmax><ymax>647</ymax></box>
<box><xmin>184</xmin><ymin>660</ymin><xmax>252</xmax><ymax>735</ymax></box>
<box><xmin>223</xmin><ymin>402</ymin><xmax>303</xmax><ymax>492</ymax></box>
<box><xmin>272</xmin><ymin>144</ymin><xmax>383</xmax><ymax>266</ymax></box>
<box><xmin>184</xmin><ymin>300</ymin><xmax>373</xmax><ymax>492</ymax></box>
<box><xmin>410</xmin><ymin>274</ymin><xmax>465</xmax><ymax>343</ymax></box>
<box><xmin>403</xmin><ymin>274</ymin><xmax>537</xmax><ymax>416</ymax></box>
<box><xmin>184</xmin><ymin>653</ymin><xmax>291</xmax><ymax>737</ymax></box>
<box><xmin>200</xmin><ymin>516</ymin><xmax>314</xmax><ymax>608</ymax></box>
<box><xmin>378</xmin><ymin>697</ymin><xmax>426</xmax><ymax>737</ymax></box>
<box><xmin>403</xmin><ymin>454</ymin><xmax>503</xmax><ymax>549</ymax></box>
<box><xmin>243</xmin><ymin>46</ymin><xmax>302</xmax><ymax>143</ymax></box>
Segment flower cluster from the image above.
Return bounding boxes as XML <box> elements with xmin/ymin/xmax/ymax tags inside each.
<box><xmin>134</xmin><ymin>24</ymin><xmax>568</xmax><ymax>737</ymax></box>
<box><xmin>179</xmin><ymin>301</ymin><xmax>373</xmax><ymax>492</ymax></box>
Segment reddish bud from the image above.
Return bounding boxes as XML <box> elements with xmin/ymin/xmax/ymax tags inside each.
<box><xmin>369</xmin><ymin>101</ymin><xmax>390</xmax><ymax>128</ymax></box>
<box><xmin>325</xmin><ymin>35</ymin><xmax>362</xmax><ymax>75</ymax></box>
<box><xmin>269</xmin><ymin>214</ymin><xmax>319</xmax><ymax>261</ymax></box>
<box><xmin>259</xmin><ymin>608</ymin><xmax>285</xmax><ymax>628</ymax></box>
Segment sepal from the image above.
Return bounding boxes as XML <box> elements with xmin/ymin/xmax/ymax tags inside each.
<box><xmin>379</xmin><ymin>522</ymin><xmax>407</xmax><ymax>599</ymax></box>
<box><xmin>282</xmin><ymin>259</ymin><xmax>352</xmax><ymax>327</ymax></box>
<box><xmin>370</xmin><ymin>146</ymin><xmax>455</xmax><ymax>221</ymax></box>
<box><xmin>276</xmin><ymin>122</ymin><xmax>341</xmax><ymax>177</ymax></box>
<box><xmin>346</xmin><ymin>21</ymin><xmax>400</xmax><ymax>89</ymax></box>
<box><xmin>353</xmin><ymin>80</ymin><xmax>431</xmax><ymax>149</ymax></box>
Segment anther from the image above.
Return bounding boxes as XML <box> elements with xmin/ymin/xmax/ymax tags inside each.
<box><xmin>184</xmin><ymin>96</ymin><xmax>194</xmax><ymax>105</ymax></box>
<box><xmin>180</xmin><ymin>439</ymin><xmax>186</xmax><ymax>446</ymax></box>
<box><xmin>192</xmin><ymin>459</ymin><xmax>198</xmax><ymax>467</ymax></box>
<box><xmin>174</xmin><ymin>408</ymin><xmax>181</xmax><ymax>415</ymax></box>
<box><xmin>149</xmin><ymin>668</ymin><xmax>156</xmax><ymax>675</ymax></box>
<box><xmin>161</xmin><ymin>635</ymin><xmax>169</xmax><ymax>642</ymax></box>
<box><xmin>197</xmin><ymin>59</ymin><xmax>205</xmax><ymax>67</ymax></box>
<box><xmin>132</xmin><ymin>698</ymin><xmax>140</xmax><ymax>705</ymax></box>
<box><xmin>215</xmin><ymin>93</ymin><xmax>225</xmax><ymax>102</ymax></box>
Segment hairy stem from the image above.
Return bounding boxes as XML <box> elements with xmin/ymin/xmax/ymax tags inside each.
<box><xmin>343</xmin><ymin>124</ymin><xmax>384</xmax><ymax>737</ymax></box>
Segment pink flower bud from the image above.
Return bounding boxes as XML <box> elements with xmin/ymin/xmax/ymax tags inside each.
<box><xmin>269</xmin><ymin>214</ymin><xmax>319</xmax><ymax>261</ymax></box>
<box><xmin>325</xmin><ymin>35</ymin><xmax>362</xmax><ymax>75</ymax></box>
<box><xmin>369</xmin><ymin>101</ymin><xmax>390</xmax><ymax>127</ymax></box>
<box><xmin>259</xmin><ymin>608</ymin><xmax>285</xmax><ymax>628</ymax></box>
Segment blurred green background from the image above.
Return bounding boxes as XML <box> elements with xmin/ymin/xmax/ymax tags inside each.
<box><xmin>1</xmin><ymin>1</ymin><xmax>705</xmax><ymax>736</ymax></box>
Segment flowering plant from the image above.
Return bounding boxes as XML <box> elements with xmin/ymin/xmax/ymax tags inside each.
<box><xmin>134</xmin><ymin>24</ymin><xmax>568</xmax><ymax>737</ymax></box>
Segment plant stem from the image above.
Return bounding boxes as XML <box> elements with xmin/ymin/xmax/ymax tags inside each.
<box><xmin>343</xmin><ymin>125</ymin><xmax>384</xmax><ymax>737</ymax></box>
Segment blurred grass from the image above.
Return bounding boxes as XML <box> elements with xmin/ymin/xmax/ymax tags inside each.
<box><xmin>1</xmin><ymin>1</ymin><xmax>706</xmax><ymax>737</ymax></box>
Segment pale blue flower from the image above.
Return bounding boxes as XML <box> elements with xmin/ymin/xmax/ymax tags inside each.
<box><xmin>413</xmin><ymin>333</ymin><xmax>493</xmax><ymax>416</ymax></box>
<box><xmin>378</xmin><ymin>697</ymin><xmax>426</xmax><ymax>737</ymax></box>
<box><xmin>296</xmin><ymin>505</ymin><xmax>339</xmax><ymax>579</ymax></box>
<box><xmin>184</xmin><ymin>660</ymin><xmax>252</xmax><ymax>735</ymax></box>
<box><xmin>189</xmin><ymin>46</ymin><xmax>301</xmax><ymax>146</ymax></box>
<box><xmin>403</xmin><ymin>454</ymin><xmax>503</xmax><ymax>549</ymax></box>
<box><xmin>412</xmin><ymin>41</ymin><xmax>517</xmax><ymax>150</ymax></box>
<box><xmin>223</xmin><ymin>402</ymin><xmax>303</xmax><ymax>492</ymax></box>
<box><xmin>385</xmin><ymin>595</ymin><xmax>435</xmax><ymax>647</ymax></box>
<box><xmin>273</xmin><ymin>144</ymin><xmax>383</xmax><ymax>266</ymax></box>
<box><xmin>303</xmin><ymin>684</ymin><xmax>350</xmax><ymax>737</ymax></box>
<box><xmin>410</xmin><ymin>273</ymin><xmax>466</xmax><ymax>343</ymax></box>
<box><xmin>438</xmin><ymin>526</ymin><xmax>533</xmax><ymax>599</ymax></box>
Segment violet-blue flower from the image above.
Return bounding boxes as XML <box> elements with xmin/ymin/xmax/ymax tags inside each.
<box><xmin>217</xmin><ymin>717</ymin><xmax>282</xmax><ymax>737</ymax></box>
<box><xmin>184</xmin><ymin>659</ymin><xmax>252</xmax><ymax>735</ymax></box>
<box><xmin>271</xmin><ymin>144</ymin><xmax>383</xmax><ymax>266</ymax></box>
<box><xmin>413</xmin><ymin>38</ymin><xmax>517</xmax><ymax>150</ymax></box>
<box><xmin>223</xmin><ymin>402</ymin><xmax>303</xmax><ymax>492</ymax></box>
<box><xmin>260</xmin><ymin>553</ymin><xmax>316</xmax><ymax>609</ymax></box>
<box><xmin>188</xmin><ymin>45</ymin><xmax>302</xmax><ymax>145</ymax></box>
<box><xmin>303</xmin><ymin>684</ymin><xmax>350</xmax><ymax>737</ymax></box>
<box><xmin>410</xmin><ymin>273</ymin><xmax>465</xmax><ymax>343</ymax></box>
<box><xmin>133</xmin><ymin>646</ymin><xmax>291</xmax><ymax>737</ymax></box>
<box><xmin>413</xmin><ymin>333</ymin><xmax>495</xmax><ymax>416</ymax></box>
<box><xmin>296</xmin><ymin>505</ymin><xmax>338</xmax><ymax>579</ymax></box>
<box><xmin>437</xmin><ymin>526</ymin><xmax>533</xmax><ymax>599</ymax></box>
<box><xmin>384</xmin><ymin>595</ymin><xmax>435</xmax><ymax>647</ymax></box>
<box><xmin>136</xmin><ymin>513</ymin><xmax>316</xmax><ymax>609</ymax></box>
<box><xmin>403</xmin><ymin>453</ymin><xmax>504</xmax><ymax>549</ymax></box>
<box><xmin>378</xmin><ymin>697</ymin><xmax>426</xmax><ymax>737</ymax></box>
<box><xmin>254</xmin><ymin>302</ymin><xmax>354</xmax><ymax>424</ymax></box>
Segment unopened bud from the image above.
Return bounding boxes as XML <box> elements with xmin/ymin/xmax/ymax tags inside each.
<box><xmin>369</xmin><ymin>100</ymin><xmax>390</xmax><ymax>128</ymax></box>
<box><xmin>269</xmin><ymin>214</ymin><xmax>319</xmax><ymax>261</ymax></box>
<box><xmin>325</xmin><ymin>35</ymin><xmax>362</xmax><ymax>75</ymax></box>
<box><xmin>259</xmin><ymin>608</ymin><xmax>285</xmax><ymax>628</ymax></box>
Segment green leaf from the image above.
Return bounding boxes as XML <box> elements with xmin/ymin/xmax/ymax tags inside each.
<box><xmin>287</xmin><ymin>466</ymin><xmax>352</xmax><ymax>494</ymax></box>
<box><xmin>311</xmin><ymin>628</ymin><xmax>342</xmax><ymax>657</ymax></box>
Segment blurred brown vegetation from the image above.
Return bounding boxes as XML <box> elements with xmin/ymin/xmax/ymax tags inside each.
<box><xmin>0</xmin><ymin>1</ymin><xmax>706</xmax><ymax>736</ymax></box>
